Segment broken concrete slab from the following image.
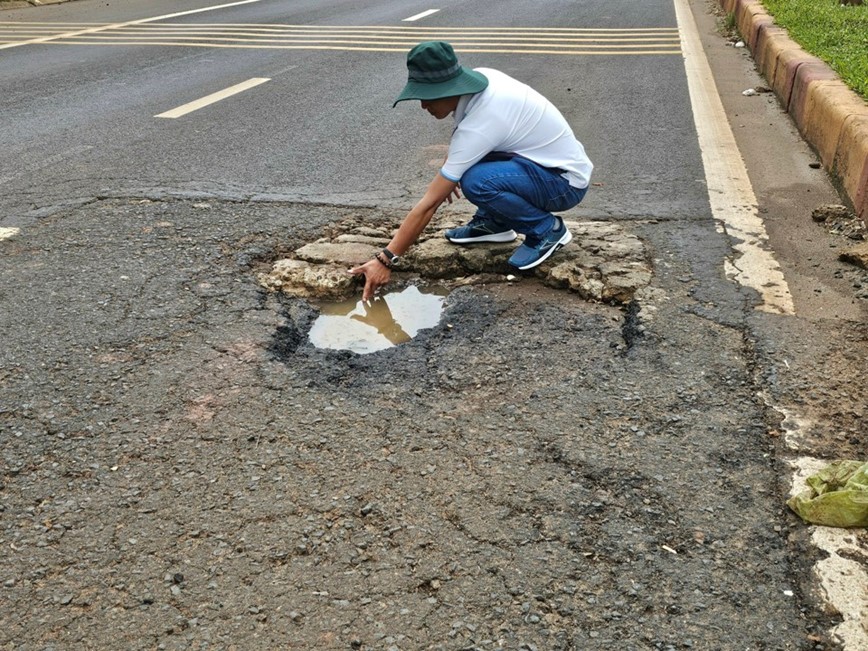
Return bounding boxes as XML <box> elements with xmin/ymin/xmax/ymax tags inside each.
<box><xmin>259</xmin><ymin>214</ymin><xmax>653</xmax><ymax>304</ymax></box>
<box><xmin>294</xmin><ymin>241</ymin><xmax>381</xmax><ymax>266</ymax></box>
<box><xmin>840</xmin><ymin>242</ymin><xmax>868</xmax><ymax>269</ymax></box>
<box><xmin>333</xmin><ymin>234</ymin><xmax>391</xmax><ymax>246</ymax></box>
<box><xmin>259</xmin><ymin>258</ymin><xmax>357</xmax><ymax>300</ymax></box>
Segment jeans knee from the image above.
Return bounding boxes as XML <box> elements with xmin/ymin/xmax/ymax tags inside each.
<box><xmin>459</xmin><ymin>167</ymin><xmax>489</xmax><ymax>204</ymax></box>
<box><xmin>461</xmin><ymin>167</ymin><xmax>481</xmax><ymax>202</ymax></box>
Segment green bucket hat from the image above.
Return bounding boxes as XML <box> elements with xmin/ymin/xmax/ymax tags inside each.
<box><xmin>393</xmin><ymin>41</ymin><xmax>489</xmax><ymax>107</ymax></box>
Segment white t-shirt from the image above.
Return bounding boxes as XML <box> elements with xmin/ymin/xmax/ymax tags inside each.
<box><xmin>440</xmin><ymin>68</ymin><xmax>593</xmax><ymax>189</ymax></box>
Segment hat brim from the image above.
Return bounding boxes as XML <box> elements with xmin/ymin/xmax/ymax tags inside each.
<box><xmin>393</xmin><ymin>68</ymin><xmax>488</xmax><ymax>107</ymax></box>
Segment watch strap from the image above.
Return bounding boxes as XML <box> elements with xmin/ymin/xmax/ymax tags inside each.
<box><xmin>374</xmin><ymin>252</ymin><xmax>393</xmax><ymax>269</ymax></box>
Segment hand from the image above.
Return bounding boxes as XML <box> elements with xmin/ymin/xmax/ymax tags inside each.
<box><xmin>348</xmin><ymin>258</ymin><xmax>391</xmax><ymax>302</ymax></box>
<box><xmin>443</xmin><ymin>184</ymin><xmax>462</xmax><ymax>205</ymax></box>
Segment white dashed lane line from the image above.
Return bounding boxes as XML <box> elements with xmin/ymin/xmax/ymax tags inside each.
<box><xmin>155</xmin><ymin>77</ymin><xmax>270</xmax><ymax>119</ymax></box>
<box><xmin>403</xmin><ymin>9</ymin><xmax>441</xmax><ymax>23</ymax></box>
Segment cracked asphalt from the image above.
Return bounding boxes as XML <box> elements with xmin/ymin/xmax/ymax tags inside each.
<box><xmin>2</xmin><ymin>196</ymin><xmax>862</xmax><ymax>650</ymax></box>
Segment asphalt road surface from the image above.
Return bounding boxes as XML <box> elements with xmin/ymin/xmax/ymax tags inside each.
<box><xmin>1</xmin><ymin>1</ymin><xmax>866</xmax><ymax>650</ymax></box>
<box><xmin>0</xmin><ymin>0</ymin><xmax>704</xmax><ymax>216</ymax></box>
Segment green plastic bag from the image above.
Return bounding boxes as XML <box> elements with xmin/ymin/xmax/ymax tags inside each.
<box><xmin>787</xmin><ymin>460</ymin><xmax>868</xmax><ymax>528</ymax></box>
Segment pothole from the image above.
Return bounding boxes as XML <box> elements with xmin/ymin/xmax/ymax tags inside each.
<box><xmin>259</xmin><ymin>211</ymin><xmax>656</xmax><ymax>357</ymax></box>
<box><xmin>308</xmin><ymin>284</ymin><xmax>449</xmax><ymax>354</ymax></box>
<box><xmin>257</xmin><ymin>212</ymin><xmax>653</xmax><ymax>304</ymax></box>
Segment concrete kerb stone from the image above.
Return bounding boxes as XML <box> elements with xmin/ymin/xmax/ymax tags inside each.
<box><xmin>752</xmin><ymin>24</ymin><xmax>788</xmax><ymax>74</ymax></box>
<box><xmin>735</xmin><ymin>0</ymin><xmax>770</xmax><ymax>49</ymax></box>
<box><xmin>801</xmin><ymin>81</ymin><xmax>865</xmax><ymax>169</ymax></box>
<box><xmin>788</xmin><ymin>61</ymin><xmax>841</xmax><ymax>131</ymax></box>
<box><xmin>769</xmin><ymin>46</ymin><xmax>811</xmax><ymax>110</ymax></box>
<box><xmin>259</xmin><ymin>214</ymin><xmax>653</xmax><ymax>305</ymax></box>
<box><xmin>744</xmin><ymin>14</ymin><xmax>774</xmax><ymax>54</ymax></box>
<box><xmin>834</xmin><ymin>115</ymin><xmax>868</xmax><ymax>218</ymax></box>
<box><xmin>719</xmin><ymin>0</ymin><xmax>868</xmax><ymax>220</ymax></box>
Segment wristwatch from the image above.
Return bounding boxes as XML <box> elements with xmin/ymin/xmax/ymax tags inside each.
<box><xmin>381</xmin><ymin>248</ymin><xmax>400</xmax><ymax>267</ymax></box>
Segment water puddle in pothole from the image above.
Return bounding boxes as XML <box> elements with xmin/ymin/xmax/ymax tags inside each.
<box><xmin>308</xmin><ymin>285</ymin><xmax>449</xmax><ymax>354</ymax></box>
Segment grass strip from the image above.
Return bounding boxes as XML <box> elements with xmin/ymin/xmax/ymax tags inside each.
<box><xmin>759</xmin><ymin>0</ymin><xmax>867</xmax><ymax>99</ymax></box>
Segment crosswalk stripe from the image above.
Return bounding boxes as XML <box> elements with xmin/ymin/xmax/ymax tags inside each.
<box><xmin>50</xmin><ymin>35</ymin><xmax>680</xmax><ymax>46</ymax></box>
<box><xmin>46</xmin><ymin>31</ymin><xmax>681</xmax><ymax>43</ymax></box>
<box><xmin>0</xmin><ymin>22</ymin><xmax>682</xmax><ymax>54</ymax></box>
<box><xmin>0</xmin><ymin>24</ymin><xmax>680</xmax><ymax>35</ymax></box>
<box><xmin>39</xmin><ymin>42</ymin><xmax>682</xmax><ymax>55</ymax></box>
<box><xmin>0</xmin><ymin>21</ymin><xmax>680</xmax><ymax>31</ymax></box>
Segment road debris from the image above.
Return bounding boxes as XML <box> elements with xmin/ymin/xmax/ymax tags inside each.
<box><xmin>788</xmin><ymin>460</ymin><xmax>868</xmax><ymax>527</ymax></box>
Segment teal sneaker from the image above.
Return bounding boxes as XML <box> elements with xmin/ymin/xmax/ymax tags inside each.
<box><xmin>508</xmin><ymin>218</ymin><xmax>572</xmax><ymax>270</ymax></box>
<box><xmin>445</xmin><ymin>216</ymin><xmax>517</xmax><ymax>244</ymax></box>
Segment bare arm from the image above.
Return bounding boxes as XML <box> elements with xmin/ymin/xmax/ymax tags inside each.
<box><xmin>387</xmin><ymin>173</ymin><xmax>459</xmax><ymax>255</ymax></box>
<box><xmin>350</xmin><ymin>173</ymin><xmax>459</xmax><ymax>301</ymax></box>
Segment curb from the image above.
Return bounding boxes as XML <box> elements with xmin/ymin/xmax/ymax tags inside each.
<box><xmin>719</xmin><ymin>0</ymin><xmax>868</xmax><ymax>220</ymax></box>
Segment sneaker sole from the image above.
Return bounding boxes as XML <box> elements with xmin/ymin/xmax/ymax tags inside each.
<box><xmin>445</xmin><ymin>230</ymin><xmax>518</xmax><ymax>244</ymax></box>
<box><xmin>515</xmin><ymin>229</ymin><xmax>573</xmax><ymax>270</ymax></box>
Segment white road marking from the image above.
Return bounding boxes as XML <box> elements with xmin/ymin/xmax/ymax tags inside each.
<box><xmin>0</xmin><ymin>227</ymin><xmax>21</xmax><ymax>241</ymax></box>
<box><xmin>43</xmin><ymin>42</ymin><xmax>683</xmax><ymax>55</ymax></box>
<box><xmin>155</xmin><ymin>77</ymin><xmax>270</xmax><ymax>119</ymax></box>
<box><xmin>26</xmin><ymin>27</ymin><xmax>682</xmax><ymax>43</ymax></box>
<box><xmin>0</xmin><ymin>23</ymin><xmax>681</xmax><ymax>32</ymax></box>
<box><xmin>0</xmin><ymin>23</ymin><xmax>682</xmax><ymax>54</ymax></box>
<box><xmin>673</xmin><ymin>0</ymin><xmax>794</xmax><ymax>315</ymax></box>
<box><xmin>45</xmin><ymin>33</ymin><xmax>681</xmax><ymax>45</ymax></box>
<box><xmin>0</xmin><ymin>0</ymin><xmax>263</xmax><ymax>50</ymax></box>
<box><xmin>764</xmin><ymin>393</ymin><xmax>868</xmax><ymax>650</ymax></box>
<box><xmin>403</xmin><ymin>9</ymin><xmax>440</xmax><ymax>22</ymax></box>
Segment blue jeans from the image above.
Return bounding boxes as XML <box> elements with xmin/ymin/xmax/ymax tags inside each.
<box><xmin>459</xmin><ymin>154</ymin><xmax>587</xmax><ymax>240</ymax></box>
